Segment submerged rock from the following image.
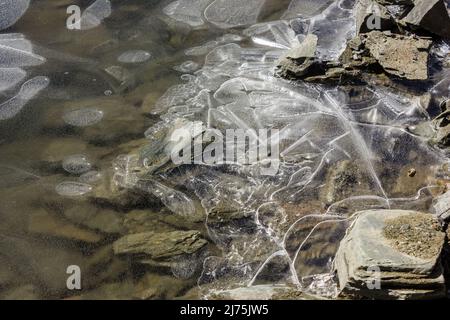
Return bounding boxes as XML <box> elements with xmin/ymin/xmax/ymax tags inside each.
<box><xmin>113</xmin><ymin>230</ymin><xmax>207</xmax><ymax>259</ymax></box>
<box><xmin>334</xmin><ymin>210</ymin><xmax>446</xmax><ymax>300</ymax></box>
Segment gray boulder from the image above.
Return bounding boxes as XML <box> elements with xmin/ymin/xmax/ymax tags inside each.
<box><xmin>402</xmin><ymin>0</ymin><xmax>450</xmax><ymax>39</ymax></box>
<box><xmin>433</xmin><ymin>190</ymin><xmax>450</xmax><ymax>221</ymax></box>
<box><xmin>335</xmin><ymin>210</ymin><xmax>446</xmax><ymax>299</ymax></box>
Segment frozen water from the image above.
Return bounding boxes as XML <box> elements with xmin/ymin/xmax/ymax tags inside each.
<box><xmin>79</xmin><ymin>170</ymin><xmax>102</xmax><ymax>184</ymax></box>
<box><xmin>244</xmin><ymin>21</ymin><xmax>300</xmax><ymax>50</ymax></box>
<box><xmin>174</xmin><ymin>61</ymin><xmax>200</xmax><ymax>73</ymax></box>
<box><xmin>0</xmin><ymin>0</ymin><xmax>30</xmax><ymax>30</ymax></box>
<box><xmin>114</xmin><ymin>0</ymin><xmax>448</xmax><ymax>298</ymax></box>
<box><xmin>80</xmin><ymin>0</ymin><xmax>112</xmax><ymax>31</ymax></box>
<box><xmin>204</xmin><ymin>0</ymin><xmax>266</xmax><ymax>29</ymax></box>
<box><xmin>163</xmin><ymin>0</ymin><xmax>212</xmax><ymax>27</ymax></box>
<box><xmin>118</xmin><ymin>50</ymin><xmax>151</xmax><ymax>64</ymax></box>
<box><xmin>0</xmin><ymin>76</ymin><xmax>49</xmax><ymax>120</ymax></box>
<box><xmin>0</xmin><ymin>67</ymin><xmax>26</xmax><ymax>91</ymax></box>
<box><xmin>309</xmin><ymin>0</ymin><xmax>356</xmax><ymax>61</ymax></box>
<box><xmin>282</xmin><ymin>0</ymin><xmax>334</xmax><ymax>19</ymax></box>
<box><xmin>137</xmin><ymin>179</ymin><xmax>197</xmax><ymax>217</ymax></box>
<box><xmin>185</xmin><ymin>41</ymin><xmax>218</xmax><ymax>56</ymax></box>
<box><xmin>62</xmin><ymin>155</ymin><xmax>92</xmax><ymax>175</ymax></box>
<box><xmin>63</xmin><ymin>108</ymin><xmax>104</xmax><ymax>127</ymax></box>
<box><xmin>0</xmin><ymin>37</ymin><xmax>46</xmax><ymax>67</ymax></box>
<box><xmin>55</xmin><ymin>181</ymin><xmax>93</xmax><ymax>197</ymax></box>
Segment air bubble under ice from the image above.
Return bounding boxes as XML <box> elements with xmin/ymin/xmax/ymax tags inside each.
<box><xmin>118</xmin><ymin>50</ymin><xmax>151</xmax><ymax>64</ymax></box>
<box><xmin>62</xmin><ymin>155</ymin><xmax>93</xmax><ymax>175</ymax></box>
<box><xmin>63</xmin><ymin>108</ymin><xmax>104</xmax><ymax>127</ymax></box>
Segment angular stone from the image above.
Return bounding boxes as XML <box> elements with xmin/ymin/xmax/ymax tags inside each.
<box><xmin>362</xmin><ymin>31</ymin><xmax>432</xmax><ymax>80</ymax></box>
<box><xmin>433</xmin><ymin>190</ymin><xmax>450</xmax><ymax>221</ymax></box>
<box><xmin>335</xmin><ymin>210</ymin><xmax>446</xmax><ymax>300</ymax></box>
<box><xmin>113</xmin><ymin>230</ymin><xmax>207</xmax><ymax>259</ymax></box>
<box><xmin>402</xmin><ymin>0</ymin><xmax>450</xmax><ymax>39</ymax></box>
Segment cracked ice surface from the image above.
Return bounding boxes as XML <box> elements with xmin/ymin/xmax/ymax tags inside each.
<box><xmin>0</xmin><ymin>33</ymin><xmax>48</xmax><ymax>120</ymax></box>
<box><xmin>117</xmin><ymin>0</ymin><xmax>449</xmax><ymax>297</ymax></box>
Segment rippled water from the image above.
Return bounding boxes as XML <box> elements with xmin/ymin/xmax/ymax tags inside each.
<box><xmin>0</xmin><ymin>0</ymin><xmax>449</xmax><ymax>300</ymax></box>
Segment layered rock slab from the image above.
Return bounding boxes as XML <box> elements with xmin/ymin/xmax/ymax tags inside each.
<box><xmin>334</xmin><ymin>210</ymin><xmax>446</xmax><ymax>299</ymax></box>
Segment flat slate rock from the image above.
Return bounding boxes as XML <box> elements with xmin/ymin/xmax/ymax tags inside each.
<box><xmin>335</xmin><ymin>210</ymin><xmax>446</xmax><ymax>300</ymax></box>
<box><xmin>113</xmin><ymin>230</ymin><xmax>207</xmax><ymax>259</ymax></box>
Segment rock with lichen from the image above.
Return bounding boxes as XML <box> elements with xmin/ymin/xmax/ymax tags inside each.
<box><xmin>334</xmin><ymin>210</ymin><xmax>446</xmax><ymax>300</ymax></box>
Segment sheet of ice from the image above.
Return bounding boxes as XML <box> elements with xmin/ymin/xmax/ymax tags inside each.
<box><xmin>309</xmin><ymin>0</ymin><xmax>356</xmax><ymax>61</ymax></box>
<box><xmin>115</xmin><ymin>0</ymin><xmax>447</xmax><ymax>297</ymax></box>
<box><xmin>282</xmin><ymin>0</ymin><xmax>334</xmax><ymax>19</ymax></box>
<box><xmin>80</xmin><ymin>0</ymin><xmax>112</xmax><ymax>31</ymax></box>
<box><xmin>0</xmin><ymin>37</ymin><xmax>46</xmax><ymax>67</ymax></box>
<box><xmin>204</xmin><ymin>0</ymin><xmax>266</xmax><ymax>29</ymax></box>
<box><xmin>63</xmin><ymin>108</ymin><xmax>104</xmax><ymax>127</ymax></box>
<box><xmin>0</xmin><ymin>67</ymin><xmax>26</xmax><ymax>91</ymax></box>
<box><xmin>0</xmin><ymin>0</ymin><xmax>30</xmax><ymax>30</ymax></box>
<box><xmin>118</xmin><ymin>50</ymin><xmax>151</xmax><ymax>64</ymax></box>
<box><xmin>0</xmin><ymin>76</ymin><xmax>49</xmax><ymax>120</ymax></box>
<box><xmin>185</xmin><ymin>41</ymin><xmax>218</xmax><ymax>56</ymax></box>
<box><xmin>174</xmin><ymin>61</ymin><xmax>200</xmax><ymax>73</ymax></box>
<box><xmin>244</xmin><ymin>21</ymin><xmax>300</xmax><ymax>49</ymax></box>
<box><xmin>62</xmin><ymin>155</ymin><xmax>93</xmax><ymax>175</ymax></box>
<box><xmin>163</xmin><ymin>0</ymin><xmax>212</xmax><ymax>27</ymax></box>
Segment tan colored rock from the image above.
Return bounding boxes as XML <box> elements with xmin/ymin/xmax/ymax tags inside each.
<box><xmin>363</xmin><ymin>31</ymin><xmax>432</xmax><ymax>80</ymax></box>
<box><xmin>113</xmin><ymin>230</ymin><xmax>207</xmax><ymax>259</ymax></box>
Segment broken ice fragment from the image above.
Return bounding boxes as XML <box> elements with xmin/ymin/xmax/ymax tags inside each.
<box><xmin>282</xmin><ymin>0</ymin><xmax>334</xmax><ymax>19</ymax></box>
<box><xmin>63</xmin><ymin>108</ymin><xmax>104</xmax><ymax>127</ymax></box>
<box><xmin>185</xmin><ymin>41</ymin><xmax>218</xmax><ymax>56</ymax></box>
<box><xmin>62</xmin><ymin>154</ymin><xmax>92</xmax><ymax>175</ymax></box>
<box><xmin>136</xmin><ymin>179</ymin><xmax>197</xmax><ymax>217</ymax></box>
<box><xmin>80</xmin><ymin>0</ymin><xmax>112</xmax><ymax>30</ymax></box>
<box><xmin>163</xmin><ymin>0</ymin><xmax>212</xmax><ymax>27</ymax></box>
<box><xmin>0</xmin><ymin>68</ymin><xmax>26</xmax><ymax>91</ymax></box>
<box><xmin>118</xmin><ymin>50</ymin><xmax>151</xmax><ymax>64</ymax></box>
<box><xmin>174</xmin><ymin>61</ymin><xmax>200</xmax><ymax>73</ymax></box>
<box><xmin>204</xmin><ymin>0</ymin><xmax>266</xmax><ymax>29</ymax></box>
<box><xmin>0</xmin><ymin>0</ymin><xmax>30</xmax><ymax>30</ymax></box>
<box><xmin>243</xmin><ymin>21</ymin><xmax>300</xmax><ymax>50</ymax></box>
<box><xmin>0</xmin><ymin>76</ymin><xmax>49</xmax><ymax>120</ymax></box>
<box><xmin>55</xmin><ymin>181</ymin><xmax>93</xmax><ymax>197</ymax></box>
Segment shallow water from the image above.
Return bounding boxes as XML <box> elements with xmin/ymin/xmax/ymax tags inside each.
<box><xmin>0</xmin><ymin>0</ymin><xmax>449</xmax><ymax>300</ymax></box>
